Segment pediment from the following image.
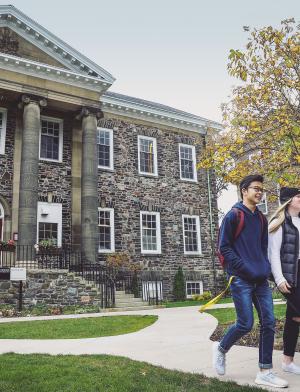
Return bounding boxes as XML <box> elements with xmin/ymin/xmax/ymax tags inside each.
<box><xmin>0</xmin><ymin>27</ymin><xmax>68</xmax><ymax>69</ymax></box>
<box><xmin>0</xmin><ymin>5</ymin><xmax>115</xmax><ymax>84</ymax></box>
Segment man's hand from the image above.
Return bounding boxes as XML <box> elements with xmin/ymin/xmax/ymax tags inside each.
<box><xmin>278</xmin><ymin>281</ymin><xmax>291</xmax><ymax>294</ymax></box>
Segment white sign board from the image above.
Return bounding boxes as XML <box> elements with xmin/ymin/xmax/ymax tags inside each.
<box><xmin>10</xmin><ymin>267</ymin><xmax>27</xmax><ymax>281</ymax></box>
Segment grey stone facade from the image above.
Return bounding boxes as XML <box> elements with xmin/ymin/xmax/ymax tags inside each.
<box><xmin>0</xmin><ymin>5</ymin><xmax>223</xmax><ymax>303</ymax></box>
<box><xmin>96</xmin><ymin>118</ymin><xmax>222</xmax><ymax>297</ymax></box>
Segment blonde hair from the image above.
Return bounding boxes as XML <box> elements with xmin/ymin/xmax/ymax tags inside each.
<box><xmin>268</xmin><ymin>198</ymin><xmax>292</xmax><ymax>233</ymax></box>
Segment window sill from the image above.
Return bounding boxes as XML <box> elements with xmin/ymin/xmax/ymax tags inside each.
<box><xmin>39</xmin><ymin>158</ymin><xmax>62</xmax><ymax>164</ymax></box>
<box><xmin>180</xmin><ymin>178</ymin><xmax>198</xmax><ymax>183</ymax></box>
<box><xmin>98</xmin><ymin>167</ymin><xmax>115</xmax><ymax>173</ymax></box>
<box><xmin>138</xmin><ymin>173</ymin><xmax>159</xmax><ymax>178</ymax></box>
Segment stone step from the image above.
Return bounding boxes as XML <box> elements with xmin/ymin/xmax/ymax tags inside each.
<box><xmin>103</xmin><ymin>305</ymin><xmax>161</xmax><ymax>312</ymax></box>
<box><xmin>115</xmin><ymin>302</ymin><xmax>150</xmax><ymax>308</ymax></box>
<box><xmin>115</xmin><ymin>299</ymin><xmax>145</xmax><ymax>305</ymax></box>
<box><xmin>115</xmin><ymin>293</ymin><xmax>135</xmax><ymax>299</ymax></box>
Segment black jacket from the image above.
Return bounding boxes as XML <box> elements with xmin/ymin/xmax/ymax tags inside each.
<box><xmin>280</xmin><ymin>211</ymin><xmax>300</xmax><ymax>287</ymax></box>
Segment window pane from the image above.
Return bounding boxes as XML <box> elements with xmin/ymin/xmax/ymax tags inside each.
<box><xmin>140</xmin><ymin>138</ymin><xmax>155</xmax><ymax>173</ymax></box>
<box><xmin>186</xmin><ymin>282</ymin><xmax>201</xmax><ymax>295</ymax></box>
<box><xmin>180</xmin><ymin>146</ymin><xmax>195</xmax><ymax>180</ymax></box>
<box><xmin>142</xmin><ymin>213</ymin><xmax>158</xmax><ymax>251</ymax></box>
<box><xmin>40</xmin><ymin>120</ymin><xmax>60</xmax><ymax>160</ymax></box>
<box><xmin>183</xmin><ymin>217</ymin><xmax>199</xmax><ymax>252</ymax></box>
<box><xmin>97</xmin><ymin>130</ymin><xmax>111</xmax><ymax>167</ymax></box>
<box><xmin>98</xmin><ymin>210</ymin><xmax>112</xmax><ymax>250</ymax></box>
<box><xmin>38</xmin><ymin>222</ymin><xmax>58</xmax><ymax>244</ymax></box>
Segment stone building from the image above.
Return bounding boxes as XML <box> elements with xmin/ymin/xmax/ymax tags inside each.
<box><xmin>0</xmin><ymin>5</ymin><xmax>223</xmax><ymax>302</ymax></box>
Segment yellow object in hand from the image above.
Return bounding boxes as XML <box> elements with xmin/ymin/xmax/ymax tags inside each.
<box><xmin>198</xmin><ymin>276</ymin><xmax>235</xmax><ymax>313</ymax></box>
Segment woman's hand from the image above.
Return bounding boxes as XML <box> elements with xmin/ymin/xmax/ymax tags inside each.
<box><xmin>278</xmin><ymin>281</ymin><xmax>291</xmax><ymax>294</ymax></box>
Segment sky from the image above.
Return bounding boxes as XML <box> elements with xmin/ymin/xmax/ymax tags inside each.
<box><xmin>1</xmin><ymin>0</ymin><xmax>299</xmax><ymax>123</ymax></box>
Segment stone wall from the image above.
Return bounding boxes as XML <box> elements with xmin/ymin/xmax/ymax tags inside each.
<box><xmin>0</xmin><ymin>270</ymin><xmax>100</xmax><ymax>307</ymax></box>
<box><xmin>97</xmin><ymin>117</ymin><xmax>222</xmax><ymax>298</ymax></box>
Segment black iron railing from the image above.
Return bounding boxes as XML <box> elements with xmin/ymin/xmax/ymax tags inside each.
<box><xmin>0</xmin><ymin>246</ymin><xmax>163</xmax><ymax>307</ymax></box>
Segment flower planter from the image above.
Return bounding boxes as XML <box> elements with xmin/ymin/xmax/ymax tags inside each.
<box><xmin>0</xmin><ymin>245</ymin><xmax>16</xmax><ymax>252</ymax></box>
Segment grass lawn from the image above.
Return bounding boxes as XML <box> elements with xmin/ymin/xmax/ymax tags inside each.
<box><xmin>0</xmin><ymin>354</ymin><xmax>264</xmax><ymax>392</ymax></box>
<box><xmin>0</xmin><ymin>315</ymin><xmax>157</xmax><ymax>339</ymax></box>
<box><xmin>206</xmin><ymin>304</ymin><xmax>286</xmax><ymax>325</ymax></box>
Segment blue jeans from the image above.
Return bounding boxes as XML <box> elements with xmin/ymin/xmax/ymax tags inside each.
<box><xmin>219</xmin><ymin>276</ymin><xmax>275</xmax><ymax>369</ymax></box>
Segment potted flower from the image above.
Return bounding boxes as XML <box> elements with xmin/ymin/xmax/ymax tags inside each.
<box><xmin>37</xmin><ymin>238</ymin><xmax>59</xmax><ymax>253</ymax></box>
<box><xmin>0</xmin><ymin>239</ymin><xmax>16</xmax><ymax>252</ymax></box>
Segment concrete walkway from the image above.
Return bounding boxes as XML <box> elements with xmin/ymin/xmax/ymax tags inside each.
<box><xmin>0</xmin><ymin>306</ymin><xmax>299</xmax><ymax>391</ymax></box>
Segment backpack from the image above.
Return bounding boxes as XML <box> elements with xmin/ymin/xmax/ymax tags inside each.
<box><xmin>217</xmin><ymin>208</ymin><xmax>266</xmax><ymax>268</ymax></box>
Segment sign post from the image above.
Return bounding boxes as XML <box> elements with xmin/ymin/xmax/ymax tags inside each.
<box><xmin>10</xmin><ymin>268</ymin><xmax>27</xmax><ymax>312</ymax></box>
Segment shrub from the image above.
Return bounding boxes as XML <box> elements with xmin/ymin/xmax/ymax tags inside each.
<box><xmin>192</xmin><ymin>291</ymin><xmax>212</xmax><ymax>301</ymax></box>
<box><xmin>173</xmin><ymin>267</ymin><xmax>185</xmax><ymax>301</ymax></box>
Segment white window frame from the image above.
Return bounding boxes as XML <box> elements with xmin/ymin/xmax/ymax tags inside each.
<box><xmin>138</xmin><ymin>135</ymin><xmax>158</xmax><ymax>176</ymax></box>
<box><xmin>140</xmin><ymin>211</ymin><xmax>161</xmax><ymax>254</ymax></box>
<box><xmin>182</xmin><ymin>214</ymin><xmax>202</xmax><ymax>255</ymax></box>
<box><xmin>37</xmin><ymin>202</ymin><xmax>62</xmax><ymax>247</ymax></box>
<box><xmin>257</xmin><ymin>192</ymin><xmax>268</xmax><ymax>215</ymax></box>
<box><xmin>97</xmin><ymin>127</ymin><xmax>114</xmax><ymax>170</ymax></box>
<box><xmin>0</xmin><ymin>108</ymin><xmax>7</xmax><ymax>155</ymax></box>
<box><xmin>142</xmin><ymin>281</ymin><xmax>163</xmax><ymax>301</ymax></box>
<box><xmin>98</xmin><ymin>208</ymin><xmax>115</xmax><ymax>253</ymax></box>
<box><xmin>186</xmin><ymin>281</ymin><xmax>203</xmax><ymax>299</ymax></box>
<box><xmin>179</xmin><ymin>143</ymin><xmax>197</xmax><ymax>182</ymax></box>
<box><xmin>39</xmin><ymin>116</ymin><xmax>63</xmax><ymax>162</ymax></box>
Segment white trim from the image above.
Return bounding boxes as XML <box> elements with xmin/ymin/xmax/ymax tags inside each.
<box><xmin>39</xmin><ymin>116</ymin><xmax>63</xmax><ymax>163</ymax></box>
<box><xmin>37</xmin><ymin>202</ymin><xmax>62</xmax><ymax>246</ymax></box>
<box><xmin>0</xmin><ymin>202</ymin><xmax>4</xmax><ymax>241</ymax></box>
<box><xmin>102</xmin><ymin>92</ymin><xmax>223</xmax><ymax>133</ymax></box>
<box><xmin>0</xmin><ymin>5</ymin><xmax>115</xmax><ymax>83</ymax></box>
<box><xmin>182</xmin><ymin>214</ymin><xmax>202</xmax><ymax>255</ymax></box>
<box><xmin>140</xmin><ymin>211</ymin><xmax>161</xmax><ymax>254</ymax></box>
<box><xmin>98</xmin><ymin>208</ymin><xmax>115</xmax><ymax>253</ymax></box>
<box><xmin>0</xmin><ymin>53</ymin><xmax>110</xmax><ymax>93</ymax></box>
<box><xmin>97</xmin><ymin>128</ymin><xmax>114</xmax><ymax>171</ymax></box>
<box><xmin>138</xmin><ymin>135</ymin><xmax>158</xmax><ymax>176</ymax></box>
<box><xmin>0</xmin><ymin>107</ymin><xmax>7</xmax><ymax>155</ymax></box>
<box><xmin>179</xmin><ymin>143</ymin><xmax>197</xmax><ymax>182</ymax></box>
<box><xmin>186</xmin><ymin>281</ymin><xmax>203</xmax><ymax>298</ymax></box>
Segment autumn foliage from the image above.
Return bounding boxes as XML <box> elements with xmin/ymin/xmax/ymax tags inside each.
<box><xmin>199</xmin><ymin>19</ymin><xmax>300</xmax><ymax>195</ymax></box>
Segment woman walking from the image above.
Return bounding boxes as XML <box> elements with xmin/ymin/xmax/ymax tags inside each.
<box><xmin>269</xmin><ymin>187</ymin><xmax>300</xmax><ymax>374</ymax></box>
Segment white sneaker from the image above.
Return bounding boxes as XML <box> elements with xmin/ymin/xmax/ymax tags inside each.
<box><xmin>255</xmin><ymin>370</ymin><xmax>288</xmax><ymax>388</ymax></box>
<box><xmin>282</xmin><ymin>361</ymin><xmax>300</xmax><ymax>374</ymax></box>
<box><xmin>212</xmin><ymin>341</ymin><xmax>226</xmax><ymax>375</ymax></box>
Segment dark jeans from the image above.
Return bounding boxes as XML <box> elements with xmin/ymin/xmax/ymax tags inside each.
<box><xmin>219</xmin><ymin>276</ymin><xmax>275</xmax><ymax>369</ymax></box>
<box><xmin>283</xmin><ymin>260</ymin><xmax>300</xmax><ymax>357</ymax></box>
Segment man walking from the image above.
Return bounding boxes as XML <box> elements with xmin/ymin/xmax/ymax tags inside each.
<box><xmin>213</xmin><ymin>174</ymin><xmax>288</xmax><ymax>388</ymax></box>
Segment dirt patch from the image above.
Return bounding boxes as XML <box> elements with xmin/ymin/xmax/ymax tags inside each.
<box><xmin>210</xmin><ymin>319</ymin><xmax>300</xmax><ymax>352</ymax></box>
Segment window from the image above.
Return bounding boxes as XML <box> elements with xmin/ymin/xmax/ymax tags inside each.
<box><xmin>182</xmin><ymin>215</ymin><xmax>201</xmax><ymax>254</ymax></box>
<box><xmin>38</xmin><ymin>223</ymin><xmax>58</xmax><ymax>245</ymax></box>
<box><xmin>98</xmin><ymin>208</ymin><xmax>115</xmax><ymax>253</ymax></box>
<box><xmin>40</xmin><ymin>116</ymin><xmax>63</xmax><ymax>162</ymax></box>
<box><xmin>37</xmin><ymin>202</ymin><xmax>62</xmax><ymax>246</ymax></box>
<box><xmin>0</xmin><ymin>108</ymin><xmax>7</xmax><ymax>155</ymax></box>
<box><xmin>186</xmin><ymin>281</ymin><xmax>203</xmax><ymax>298</ymax></box>
<box><xmin>138</xmin><ymin>135</ymin><xmax>158</xmax><ymax>176</ymax></box>
<box><xmin>142</xmin><ymin>281</ymin><xmax>163</xmax><ymax>301</ymax></box>
<box><xmin>97</xmin><ymin>128</ymin><xmax>113</xmax><ymax>170</ymax></box>
<box><xmin>257</xmin><ymin>193</ymin><xmax>268</xmax><ymax>215</ymax></box>
<box><xmin>140</xmin><ymin>211</ymin><xmax>161</xmax><ymax>254</ymax></box>
<box><xmin>179</xmin><ymin>144</ymin><xmax>197</xmax><ymax>181</ymax></box>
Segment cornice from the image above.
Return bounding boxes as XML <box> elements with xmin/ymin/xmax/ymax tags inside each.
<box><xmin>0</xmin><ymin>52</ymin><xmax>110</xmax><ymax>93</ymax></box>
<box><xmin>101</xmin><ymin>92</ymin><xmax>223</xmax><ymax>134</ymax></box>
<box><xmin>0</xmin><ymin>5</ymin><xmax>115</xmax><ymax>84</ymax></box>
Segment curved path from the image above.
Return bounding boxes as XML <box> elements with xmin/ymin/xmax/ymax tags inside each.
<box><xmin>0</xmin><ymin>307</ymin><xmax>299</xmax><ymax>391</ymax></box>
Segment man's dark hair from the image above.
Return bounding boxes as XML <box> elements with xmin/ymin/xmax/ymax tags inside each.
<box><xmin>239</xmin><ymin>174</ymin><xmax>264</xmax><ymax>199</ymax></box>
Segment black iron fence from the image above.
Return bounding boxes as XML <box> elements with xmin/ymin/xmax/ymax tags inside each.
<box><xmin>0</xmin><ymin>245</ymin><xmax>163</xmax><ymax>307</ymax></box>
